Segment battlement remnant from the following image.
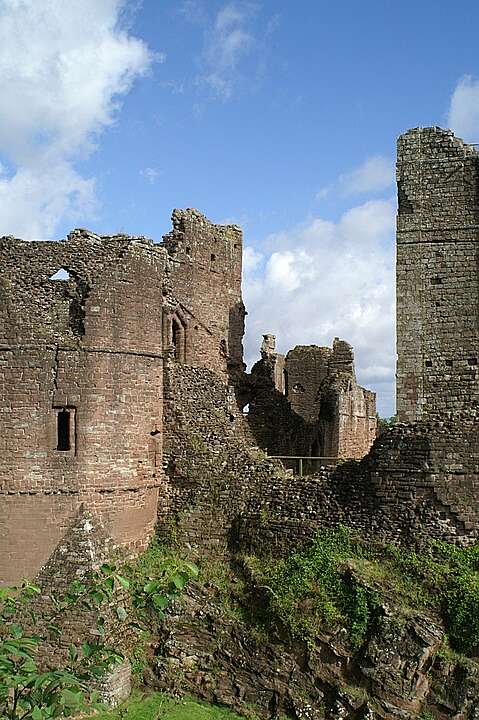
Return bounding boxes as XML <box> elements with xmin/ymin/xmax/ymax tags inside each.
<box><xmin>396</xmin><ymin>127</ymin><xmax>479</xmax><ymax>421</ymax></box>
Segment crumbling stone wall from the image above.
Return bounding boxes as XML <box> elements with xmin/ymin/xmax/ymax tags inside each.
<box><xmin>160</xmin><ymin>353</ymin><xmax>479</xmax><ymax>560</ymax></box>
<box><xmin>162</xmin><ymin>209</ymin><xmax>245</xmax><ymax>380</ymax></box>
<box><xmin>396</xmin><ymin>127</ymin><xmax>479</xmax><ymax>421</ymax></box>
<box><xmin>0</xmin><ymin>230</ymin><xmax>166</xmax><ymax>584</ymax></box>
<box><xmin>241</xmin><ymin>411</ymin><xmax>479</xmax><ymax>554</ymax></box>
<box><xmin>159</xmin><ymin>359</ymin><xmax>292</xmax><ymax>554</ymax></box>
<box><xmin>242</xmin><ymin>336</ymin><xmax>376</xmax><ymax>460</ymax></box>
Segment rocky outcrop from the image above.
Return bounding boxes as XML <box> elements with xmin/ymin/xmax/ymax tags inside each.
<box><xmin>148</xmin><ymin>577</ymin><xmax>478</xmax><ymax>720</ymax></box>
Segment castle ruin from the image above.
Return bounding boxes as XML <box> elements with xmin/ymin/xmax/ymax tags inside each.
<box><xmin>0</xmin><ymin>125</ymin><xmax>478</xmax><ymax>595</ymax></box>
<box><xmin>0</xmin><ymin>207</ymin><xmax>375</xmax><ymax>585</ymax></box>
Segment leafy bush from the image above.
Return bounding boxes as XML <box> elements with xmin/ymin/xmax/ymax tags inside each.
<box><xmin>0</xmin><ymin>567</ymin><xmax>128</xmax><ymax>720</ymax></box>
<box><xmin>0</xmin><ymin>542</ymin><xmax>199</xmax><ymax>720</ymax></box>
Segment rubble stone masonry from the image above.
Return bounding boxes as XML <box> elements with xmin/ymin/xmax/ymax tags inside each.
<box><xmin>244</xmin><ymin>336</ymin><xmax>376</xmax><ymax>460</ymax></box>
<box><xmin>396</xmin><ymin>127</ymin><xmax>479</xmax><ymax>421</ymax></box>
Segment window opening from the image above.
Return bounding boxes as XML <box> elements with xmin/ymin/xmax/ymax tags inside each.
<box><xmin>425</xmin><ymin>359</ymin><xmax>433</xmax><ymax>368</ymax></box>
<box><xmin>170</xmin><ymin>314</ymin><xmax>187</xmax><ymax>363</ymax></box>
<box><xmin>50</xmin><ymin>268</ymin><xmax>70</xmax><ymax>281</ymax></box>
<box><xmin>172</xmin><ymin>318</ymin><xmax>181</xmax><ymax>360</ymax></box>
<box><xmin>468</xmin><ymin>357</ymin><xmax>478</xmax><ymax>366</ymax></box>
<box><xmin>57</xmin><ymin>409</ymin><xmax>71</xmax><ymax>451</ymax></box>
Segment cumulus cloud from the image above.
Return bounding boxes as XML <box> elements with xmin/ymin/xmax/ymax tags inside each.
<box><xmin>0</xmin><ymin>0</ymin><xmax>153</xmax><ymax>238</ymax></box>
<box><xmin>243</xmin><ymin>199</ymin><xmax>396</xmax><ymax>416</ymax></box>
<box><xmin>318</xmin><ymin>155</ymin><xmax>394</xmax><ymax>200</ymax></box>
<box><xmin>447</xmin><ymin>75</ymin><xmax>479</xmax><ymax>142</ymax></box>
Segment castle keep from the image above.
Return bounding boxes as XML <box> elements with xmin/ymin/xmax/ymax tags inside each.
<box><xmin>396</xmin><ymin>127</ymin><xmax>479</xmax><ymax>421</ymax></box>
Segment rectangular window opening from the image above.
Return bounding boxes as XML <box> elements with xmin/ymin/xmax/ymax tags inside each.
<box><xmin>55</xmin><ymin>407</ymin><xmax>76</xmax><ymax>452</ymax></box>
<box><xmin>57</xmin><ymin>410</ymin><xmax>70</xmax><ymax>451</ymax></box>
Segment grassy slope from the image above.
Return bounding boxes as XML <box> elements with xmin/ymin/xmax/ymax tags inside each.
<box><xmin>93</xmin><ymin>691</ymin><xmax>257</xmax><ymax>720</ymax></box>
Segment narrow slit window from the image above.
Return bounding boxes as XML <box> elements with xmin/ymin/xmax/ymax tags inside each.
<box><xmin>57</xmin><ymin>410</ymin><xmax>70</xmax><ymax>450</ymax></box>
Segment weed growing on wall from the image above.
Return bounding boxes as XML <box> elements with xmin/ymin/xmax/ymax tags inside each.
<box><xmin>245</xmin><ymin>526</ymin><xmax>380</xmax><ymax>647</ymax></box>
<box><xmin>244</xmin><ymin>527</ymin><xmax>479</xmax><ymax>655</ymax></box>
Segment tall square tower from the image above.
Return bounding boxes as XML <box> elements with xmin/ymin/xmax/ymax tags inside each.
<box><xmin>396</xmin><ymin>127</ymin><xmax>479</xmax><ymax>421</ymax></box>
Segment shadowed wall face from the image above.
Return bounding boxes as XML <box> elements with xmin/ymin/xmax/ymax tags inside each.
<box><xmin>396</xmin><ymin>127</ymin><xmax>479</xmax><ymax>422</ymax></box>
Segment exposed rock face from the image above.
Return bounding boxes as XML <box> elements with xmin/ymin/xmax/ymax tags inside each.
<box><xmin>150</xmin><ymin>579</ymin><xmax>478</xmax><ymax>720</ymax></box>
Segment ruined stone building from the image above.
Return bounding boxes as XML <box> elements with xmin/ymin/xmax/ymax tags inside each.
<box><xmin>0</xmin><ymin>205</ymin><xmax>377</xmax><ymax>586</ymax></box>
<box><xmin>1</xmin><ymin>126</ymin><xmax>479</xmax><ymax>716</ymax></box>
<box><xmin>242</xmin><ymin>334</ymin><xmax>377</xmax><ymax>460</ymax></box>
<box><xmin>1</xmin><ymin>125</ymin><xmax>479</xmax><ymax>599</ymax></box>
<box><xmin>396</xmin><ymin>127</ymin><xmax>479</xmax><ymax>421</ymax></box>
<box><xmin>0</xmin><ymin>209</ymin><xmax>243</xmax><ymax>584</ymax></box>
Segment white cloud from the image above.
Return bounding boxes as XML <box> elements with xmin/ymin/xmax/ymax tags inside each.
<box><xmin>243</xmin><ymin>199</ymin><xmax>396</xmax><ymax>416</ymax></box>
<box><xmin>0</xmin><ymin>0</ymin><xmax>153</xmax><ymax>238</ymax></box>
<box><xmin>140</xmin><ymin>167</ymin><xmax>160</xmax><ymax>184</ymax></box>
<box><xmin>338</xmin><ymin>155</ymin><xmax>394</xmax><ymax>195</ymax></box>
<box><xmin>243</xmin><ymin>245</ymin><xmax>263</xmax><ymax>273</ymax></box>
<box><xmin>199</xmin><ymin>2</ymin><xmax>256</xmax><ymax>99</ymax></box>
<box><xmin>447</xmin><ymin>75</ymin><xmax>479</xmax><ymax>142</ymax></box>
<box><xmin>317</xmin><ymin>155</ymin><xmax>394</xmax><ymax>201</ymax></box>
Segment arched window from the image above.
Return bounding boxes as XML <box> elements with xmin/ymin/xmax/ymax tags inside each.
<box><xmin>170</xmin><ymin>313</ymin><xmax>187</xmax><ymax>363</ymax></box>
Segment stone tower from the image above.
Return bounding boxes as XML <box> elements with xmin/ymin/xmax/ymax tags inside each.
<box><xmin>0</xmin><ymin>209</ymin><xmax>245</xmax><ymax>586</ymax></box>
<box><xmin>396</xmin><ymin>127</ymin><xmax>479</xmax><ymax>421</ymax></box>
<box><xmin>0</xmin><ymin>231</ymin><xmax>165</xmax><ymax>584</ymax></box>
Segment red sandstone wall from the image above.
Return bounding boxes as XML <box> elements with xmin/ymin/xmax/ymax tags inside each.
<box><xmin>285</xmin><ymin>346</ymin><xmax>331</xmax><ymax>423</ymax></box>
<box><xmin>161</xmin><ymin>209</ymin><xmax>244</xmax><ymax>378</ymax></box>
<box><xmin>336</xmin><ymin>386</ymin><xmax>377</xmax><ymax>459</ymax></box>
<box><xmin>0</xmin><ymin>235</ymin><xmax>165</xmax><ymax>584</ymax></box>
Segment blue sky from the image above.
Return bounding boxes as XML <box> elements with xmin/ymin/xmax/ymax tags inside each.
<box><xmin>1</xmin><ymin>0</ymin><xmax>479</xmax><ymax>415</ymax></box>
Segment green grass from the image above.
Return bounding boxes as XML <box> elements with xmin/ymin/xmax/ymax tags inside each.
<box><xmin>93</xmin><ymin>691</ymin><xmax>256</xmax><ymax>720</ymax></box>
